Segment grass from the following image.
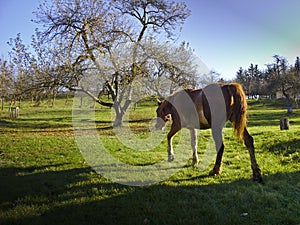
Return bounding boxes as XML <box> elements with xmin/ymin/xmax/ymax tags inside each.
<box><xmin>0</xmin><ymin>97</ymin><xmax>300</xmax><ymax>224</ymax></box>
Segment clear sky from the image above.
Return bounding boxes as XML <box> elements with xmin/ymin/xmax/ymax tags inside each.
<box><xmin>0</xmin><ymin>0</ymin><xmax>38</xmax><ymax>56</ymax></box>
<box><xmin>181</xmin><ymin>0</ymin><xmax>300</xmax><ymax>78</ymax></box>
<box><xmin>1</xmin><ymin>0</ymin><xmax>300</xmax><ymax>79</ymax></box>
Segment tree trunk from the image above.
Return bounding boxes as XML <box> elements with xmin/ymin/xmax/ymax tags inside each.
<box><xmin>51</xmin><ymin>90</ymin><xmax>57</xmax><ymax>107</ymax></box>
<box><xmin>65</xmin><ymin>92</ymin><xmax>70</xmax><ymax>106</ymax></box>
<box><xmin>280</xmin><ymin>118</ymin><xmax>289</xmax><ymax>130</ymax></box>
<box><xmin>281</xmin><ymin>85</ymin><xmax>291</xmax><ymax>108</ymax></box>
<box><xmin>113</xmin><ymin>110</ymin><xmax>123</xmax><ymax>127</ymax></box>
<box><xmin>112</xmin><ymin>99</ymin><xmax>132</xmax><ymax>127</ymax></box>
<box><xmin>1</xmin><ymin>97</ymin><xmax>4</xmax><ymax>111</ymax></box>
<box><xmin>67</xmin><ymin>84</ymin><xmax>132</xmax><ymax>127</ymax></box>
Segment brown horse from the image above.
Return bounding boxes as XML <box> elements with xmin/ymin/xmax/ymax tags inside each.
<box><xmin>155</xmin><ymin>83</ymin><xmax>262</xmax><ymax>182</ymax></box>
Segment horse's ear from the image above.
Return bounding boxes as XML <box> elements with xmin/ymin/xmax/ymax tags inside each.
<box><xmin>157</xmin><ymin>99</ymin><xmax>162</xmax><ymax>106</ymax></box>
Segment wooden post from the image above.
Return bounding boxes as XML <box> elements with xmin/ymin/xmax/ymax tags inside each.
<box><xmin>80</xmin><ymin>96</ymin><xmax>83</xmax><ymax>108</ymax></box>
<box><xmin>1</xmin><ymin>96</ymin><xmax>4</xmax><ymax>111</ymax></box>
<box><xmin>280</xmin><ymin>118</ymin><xmax>289</xmax><ymax>130</ymax></box>
<box><xmin>9</xmin><ymin>106</ymin><xmax>19</xmax><ymax>119</ymax></box>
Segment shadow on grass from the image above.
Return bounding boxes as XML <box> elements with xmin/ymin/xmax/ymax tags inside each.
<box><xmin>1</xmin><ymin>164</ymin><xmax>300</xmax><ymax>225</ymax></box>
<box><xmin>0</xmin><ymin>118</ymin><xmax>72</xmax><ymax>130</ymax></box>
<box><xmin>248</xmin><ymin>111</ymin><xmax>300</xmax><ymax>127</ymax></box>
<box><xmin>2</xmin><ymin>118</ymin><xmax>152</xmax><ymax>132</ymax></box>
<box><xmin>247</xmin><ymin>111</ymin><xmax>289</xmax><ymax>127</ymax></box>
<box><xmin>268</xmin><ymin>139</ymin><xmax>300</xmax><ymax>153</ymax></box>
<box><xmin>263</xmin><ymin>139</ymin><xmax>300</xmax><ymax>164</ymax></box>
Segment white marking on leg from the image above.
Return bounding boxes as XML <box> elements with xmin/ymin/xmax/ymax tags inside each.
<box><xmin>190</xmin><ymin>129</ymin><xmax>199</xmax><ymax>166</ymax></box>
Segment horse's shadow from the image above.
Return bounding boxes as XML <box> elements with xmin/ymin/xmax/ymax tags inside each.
<box><xmin>2</xmin><ymin>163</ymin><xmax>298</xmax><ymax>225</ymax></box>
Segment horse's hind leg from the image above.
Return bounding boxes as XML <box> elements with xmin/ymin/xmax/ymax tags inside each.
<box><xmin>190</xmin><ymin>129</ymin><xmax>199</xmax><ymax>166</ymax></box>
<box><xmin>210</xmin><ymin>128</ymin><xmax>224</xmax><ymax>176</ymax></box>
<box><xmin>209</xmin><ymin>142</ymin><xmax>224</xmax><ymax>176</ymax></box>
<box><xmin>244</xmin><ymin>128</ymin><xmax>263</xmax><ymax>182</ymax></box>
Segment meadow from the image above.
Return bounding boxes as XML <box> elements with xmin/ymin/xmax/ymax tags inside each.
<box><xmin>0</xmin><ymin>97</ymin><xmax>300</xmax><ymax>225</ymax></box>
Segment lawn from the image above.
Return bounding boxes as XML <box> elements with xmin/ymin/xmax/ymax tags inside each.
<box><xmin>0</xmin><ymin>97</ymin><xmax>300</xmax><ymax>225</ymax></box>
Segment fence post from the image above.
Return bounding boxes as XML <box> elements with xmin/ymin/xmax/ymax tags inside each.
<box><xmin>9</xmin><ymin>106</ymin><xmax>19</xmax><ymax>119</ymax></box>
<box><xmin>280</xmin><ymin>118</ymin><xmax>289</xmax><ymax>130</ymax></box>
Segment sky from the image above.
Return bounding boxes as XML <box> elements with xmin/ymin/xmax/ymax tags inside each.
<box><xmin>181</xmin><ymin>0</ymin><xmax>300</xmax><ymax>78</ymax></box>
<box><xmin>1</xmin><ymin>0</ymin><xmax>300</xmax><ymax>80</ymax></box>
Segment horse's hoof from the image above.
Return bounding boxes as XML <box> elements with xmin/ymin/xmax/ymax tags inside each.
<box><xmin>209</xmin><ymin>171</ymin><xmax>218</xmax><ymax>176</ymax></box>
<box><xmin>168</xmin><ymin>155</ymin><xmax>175</xmax><ymax>162</ymax></box>
<box><xmin>191</xmin><ymin>160</ymin><xmax>199</xmax><ymax>167</ymax></box>
<box><xmin>209</xmin><ymin>168</ymin><xmax>222</xmax><ymax>176</ymax></box>
<box><xmin>253</xmin><ymin>173</ymin><xmax>263</xmax><ymax>183</ymax></box>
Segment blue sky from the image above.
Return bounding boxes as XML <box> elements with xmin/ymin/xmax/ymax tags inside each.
<box><xmin>181</xmin><ymin>0</ymin><xmax>300</xmax><ymax>78</ymax></box>
<box><xmin>0</xmin><ymin>1</ymin><xmax>38</xmax><ymax>54</ymax></box>
<box><xmin>1</xmin><ymin>0</ymin><xmax>300</xmax><ymax>79</ymax></box>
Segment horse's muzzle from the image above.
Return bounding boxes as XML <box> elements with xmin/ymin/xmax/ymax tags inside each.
<box><xmin>155</xmin><ymin>117</ymin><xmax>165</xmax><ymax>131</ymax></box>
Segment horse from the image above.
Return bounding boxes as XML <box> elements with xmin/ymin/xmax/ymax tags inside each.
<box><xmin>155</xmin><ymin>83</ymin><xmax>262</xmax><ymax>182</ymax></box>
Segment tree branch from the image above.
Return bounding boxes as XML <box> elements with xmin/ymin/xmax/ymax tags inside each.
<box><xmin>67</xmin><ymin>86</ymin><xmax>113</xmax><ymax>107</ymax></box>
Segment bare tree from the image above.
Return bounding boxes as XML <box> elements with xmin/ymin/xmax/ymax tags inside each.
<box><xmin>266</xmin><ymin>55</ymin><xmax>294</xmax><ymax>106</ymax></box>
<box><xmin>0</xmin><ymin>57</ymin><xmax>14</xmax><ymax>107</ymax></box>
<box><xmin>199</xmin><ymin>70</ymin><xmax>221</xmax><ymax>88</ymax></box>
<box><xmin>32</xmin><ymin>0</ymin><xmax>190</xmax><ymax>126</ymax></box>
<box><xmin>6</xmin><ymin>34</ymin><xmax>40</xmax><ymax>102</ymax></box>
<box><xmin>144</xmin><ymin>40</ymin><xmax>201</xmax><ymax>97</ymax></box>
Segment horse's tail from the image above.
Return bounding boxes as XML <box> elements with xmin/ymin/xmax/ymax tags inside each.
<box><xmin>228</xmin><ymin>83</ymin><xmax>248</xmax><ymax>140</ymax></box>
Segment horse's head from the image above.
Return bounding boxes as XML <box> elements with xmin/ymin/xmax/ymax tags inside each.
<box><xmin>155</xmin><ymin>99</ymin><xmax>172</xmax><ymax>130</ymax></box>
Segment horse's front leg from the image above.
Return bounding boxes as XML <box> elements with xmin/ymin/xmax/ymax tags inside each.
<box><xmin>190</xmin><ymin>128</ymin><xmax>199</xmax><ymax>166</ymax></box>
<box><xmin>167</xmin><ymin>124</ymin><xmax>180</xmax><ymax>162</ymax></box>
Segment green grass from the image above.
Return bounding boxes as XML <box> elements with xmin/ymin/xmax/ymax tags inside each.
<box><xmin>1</xmin><ymin>98</ymin><xmax>300</xmax><ymax>225</ymax></box>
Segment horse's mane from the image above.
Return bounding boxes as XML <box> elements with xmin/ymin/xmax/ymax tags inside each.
<box><xmin>165</xmin><ymin>88</ymin><xmax>197</xmax><ymax>101</ymax></box>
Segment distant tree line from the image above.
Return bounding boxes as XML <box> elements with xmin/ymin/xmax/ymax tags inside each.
<box><xmin>235</xmin><ymin>55</ymin><xmax>300</xmax><ymax>107</ymax></box>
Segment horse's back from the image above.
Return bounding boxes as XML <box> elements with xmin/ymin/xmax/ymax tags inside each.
<box><xmin>170</xmin><ymin>89</ymin><xmax>210</xmax><ymax>129</ymax></box>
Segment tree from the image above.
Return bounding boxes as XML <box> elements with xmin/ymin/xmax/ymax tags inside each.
<box><xmin>6</xmin><ymin>34</ymin><xmax>39</xmax><ymax>102</ymax></box>
<box><xmin>235</xmin><ymin>67</ymin><xmax>251</xmax><ymax>96</ymax></box>
<box><xmin>290</xmin><ymin>57</ymin><xmax>300</xmax><ymax>104</ymax></box>
<box><xmin>32</xmin><ymin>0</ymin><xmax>191</xmax><ymax>126</ymax></box>
<box><xmin>265</xmin><ymin>55</ymin><xmax>296</xmax><ymax>106</ymax></box>
<box><xmin>247</xmin><ymin>64</ymin><xmax>262</xmax><ymax>98</ymax></box>
<box><xmin>144</xmin><ymin>40</ymin><xmax>200</xmax><ymax>97</ymax></box>
<box><xmin>199</xmin><ymin>70</ymin><xmax>221</xmax><ymax>88</ymax></box>
<box><xmin>0</xmin><ymin>58</ymin><xmax>14</xmax><ymax>100</ymax></box>
<box><xmin>294</xmin><ymin>56</ymin><xmax>300</xmax><ymax>75</ymax></box>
